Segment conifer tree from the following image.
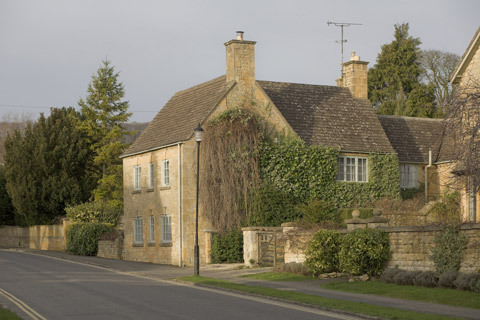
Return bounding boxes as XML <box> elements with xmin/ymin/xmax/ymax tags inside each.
<box><xmin>368</xmin><ymin>23</ymin><xmax>436</xmax><ymax>117</ymax></box>
<box><xmin>78</xmin><ymin>60</ymin><xmax>132</xmax><ymax>206</ymax></box>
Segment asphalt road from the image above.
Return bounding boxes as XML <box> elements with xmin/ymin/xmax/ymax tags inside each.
<box><xmin>0</xmin><ymin>250</ymin><xmax>361</xmax><ymax>320</ymax></box>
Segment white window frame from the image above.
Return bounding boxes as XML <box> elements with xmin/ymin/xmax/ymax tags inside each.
<box><xmin>162</xmin><ymin>160</ymin><xmax>170</xmax><ymax>187</ymax></box>
<box><xmin>336</xmin><ymin>156</ymin><xmax>368</xmax><ymax>182</ymax></box>
<box><xmin>133</xmin><ymin>165</ymin><xmax>141</xmax><ymax>191</ymax></box>
<box><xmin>133</xmin><ymin>216</ymin><xmax>143</xmax><ymax>244</ymax></box>
<box><xmin>149</xmin><ymin>215</ymin><xmax>155</xmax><ymax>243</ymax></box>
<box><xmin>399</xmin><ymin>163</ymin><xmax>418</xmax><ymax>188</ymax></box>
<box><xmin>161</xmin><ymin>215</ymin><xmax>172</xmax><ymax>243</ymax></box>
<box><xmin>148</xmin><ymin>162</ymin><xmax>155</xmax><ymax>189</ymax></box>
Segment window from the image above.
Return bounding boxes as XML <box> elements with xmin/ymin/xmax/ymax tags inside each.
<box><xmin>133</xmin><ymin>165</ymin><xmax>141</xmax><ymax>190</ymax></box>
<box><xmin>162</xmin><ymin>160</ymin><xmax>170</xmax><ymax>186</ymax></box>
<box><xmin>161</xmin><ymin>215</ymin><xmax>172</xmax><ymax>243</ymax></box>
<box><xmin>133</xmin><ymin>217</ymin><xmax>143</xmax><ymax>244</ymax></box>
<box><xmin>336</xmin><ymin>156</ymin><xmax>368</xmax><ymax>182</ymax></box>
<box><xmin>148</xmin><ymin>162</ymin><xmax>154</xmax><ymax>189</ymax></box>
<box><xmin>149</xmin><ymin>215</ymin><xmax>155</xmax><ymax>243</ymax></box>
<box><xmin>399</xmin><ymin>164</ymin><xmax>418</xmax><ymax>188</ymax></box>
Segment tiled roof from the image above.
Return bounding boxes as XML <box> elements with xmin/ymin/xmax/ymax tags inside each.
<box><xmin>258</xmin><ymin>81</ymin><xmax>395</xmax><ymax>153</ymax></box>
<box><xmin>377</xmin><ymin>115</ymin><xmax>454</xmax><ymax>163</ymax></box>
<box><xmin>122</xmin><ymin>75</ymin><xmax>233</xmax><ymax>157</ymax></box>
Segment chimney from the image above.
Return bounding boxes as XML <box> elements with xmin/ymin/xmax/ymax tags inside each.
<box><xmin>225</xmin><ymin>31</ymin><xmax>256</xmax><ymax>91</ymax></box>
<box><xmin>340</xmin><ymin>51</ymin><xmax>369</xmax><ymax>99</ymax></box>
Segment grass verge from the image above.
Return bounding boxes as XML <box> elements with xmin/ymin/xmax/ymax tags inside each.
<box><xmin>240</xmin><ymin>272</ymin><xmax>312</xmax><ymax>282</ymax></box>
<box><xmin>0</xmin><ymin>308</ymin><xmax>22</xmax><ymax>320</ymax></box>
<box><xmin>322</xmin><ymin>281</ymin><xmax>480</xmax><ymax>310</ymax></box>
<box><xmin>178</xmin><ymin>276</ymin><xmax>460</xmax><ymax>320</ymax></box>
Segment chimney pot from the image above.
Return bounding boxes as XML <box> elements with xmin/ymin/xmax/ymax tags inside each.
<box><xmin>236</xmin><ymin>31</ymin><xmax>244</xmax><ymax>40</ymax></box>
<box><xmin>350</xmin><ymin>51</ymin><xmax>360</xmax><ymax>61</ymax></box>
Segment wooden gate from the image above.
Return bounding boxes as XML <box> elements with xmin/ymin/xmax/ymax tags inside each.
<box><xmin>257</xmin><ymin>231</ymin><xmax>285</xmax><ymax>266</ymax></box>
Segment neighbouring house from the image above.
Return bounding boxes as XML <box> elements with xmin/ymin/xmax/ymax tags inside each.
<box><xmin>449</xmin><ymin>26</ymin><xmax>480</xmax><ymax>222</ymax></box>
<box><xmin>120</xmin><ymin>31</ymin><xmax>461</xmax><ymax>267</ymax></box>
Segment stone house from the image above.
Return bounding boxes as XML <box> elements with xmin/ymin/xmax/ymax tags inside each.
<box><xmin>120</xmin><ymin>31</ymin><xmax>461</xmax><ymax>266</ymax></box>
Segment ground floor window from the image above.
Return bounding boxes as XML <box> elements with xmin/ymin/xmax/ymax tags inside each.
<box><xmin>133</xmin><ymin>216</ymin><xmax>143</xmax><ymax>244</ymax></box>
<box><xmin>161</xmin><ymin>215</ymin><xmax>172</xmax><ymax>243</ymax></box>
<box><xmin>149</xmin><ymin>215</ymin><xmax>155</xmax><ymax>243</ymax></box>
<box><xmin>400</xmin><ymin>163</ymin><xmax>418</xmax><ymax>188</ymax></box>
<box><xmin>336</xmin><ymin>156</ymin><xmax>368</xmax><ymax>182</ymax></box>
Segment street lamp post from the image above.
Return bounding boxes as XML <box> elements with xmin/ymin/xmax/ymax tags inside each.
<box><xmin>193</xmin><ymin>123</ymin><xmax>203</xmax><ymax>276</ymax></box>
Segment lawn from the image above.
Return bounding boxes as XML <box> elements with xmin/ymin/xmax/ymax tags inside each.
<box><xmin>322</xmin><ymin>281</ymin><xmax>480</xmax><ymax>310</ymax></box>
<box><xmin>0</xmin><ymin>308</ymin><xmax>22</xmax><ymax>320</ymax></box>
<box><xmin>241</xmin><ymin>272</ymin><xmax>312</xmax><ymax>282</ymax></box>
<box><xmin>179</xmin><ymin>276</ymin><xmax>461</xmax><ymax>320</ymax></box>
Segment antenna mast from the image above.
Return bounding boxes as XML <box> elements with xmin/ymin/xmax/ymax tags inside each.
<box><xmin>327</xmin><ymin>21</ymin><xmax>362</xmax><ymax>77</ymax></box>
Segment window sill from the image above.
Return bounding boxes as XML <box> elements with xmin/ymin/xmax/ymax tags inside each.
<box><xmin>132</xmin><ymin>243</ymin><xmax>144</xmax><ymax>247</ymax></box>
<box><xmin>158</xmin><ymin>186</ymin><xmax>171</xmax><ymax>191</ymax></box>
<box><xmin>147</xmin><ymin>242</ymin><xmax>155</xmax><ymax>247</ymax></box>
<box><xmin>147</xmin><ymin>188</ymin><xmax>154</xmax><ymax>193</ymax></box>
<box><xmin>159</xmin><ymin>242</ymin><xmax>172</xmax><ymax>247</ymax></box>
<box><xmin>132</xmin><ymin>190</ymin><xmax>141</xmax><ymax>194</ymax></box>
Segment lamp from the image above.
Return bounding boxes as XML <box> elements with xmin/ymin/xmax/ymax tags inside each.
<box><xmin>193</xmin><ymin>123</ymin><xmax>203</xmax><ymax>275</ymax></box>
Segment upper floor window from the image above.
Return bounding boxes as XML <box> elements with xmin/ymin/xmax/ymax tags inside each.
<box><xmin>162</xmin><ymin>160</ymin><xmax>170</xmax><ymax>187</ymax></box>
<box><xmin>400</xmin><ymin>164</ymin><xmax>418</xmax><ymax>188</ymax></box>
<box><xmin>133</xmin><ymin>165</ymin><xmax>141</xmax><ymax>190</ymax></box>
<box><xmin>336</xmin><ymin>156</ymin><xmax>368</xmax><ymax>182</ymax></box>
<box><xmin>148</xmin><ymin>162</ymin><xmax>154</xmax><ymax>189</ymax></box>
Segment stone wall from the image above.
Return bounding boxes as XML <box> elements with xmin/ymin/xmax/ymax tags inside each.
<box><xmin>98</xmin><ymin>237</ymin><xmax>124</xmax><ymax>260</ymax></box>
<box><xmin>0</xmin><ymin>219</ymin><xmax>69</xmax><ymax>251</ymax></box>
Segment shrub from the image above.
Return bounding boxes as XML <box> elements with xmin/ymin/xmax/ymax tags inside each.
<box><xmin>305</xmin><ymin>229</ymin><xmax>342</xmax><ymax>275</ymax></box>
<box><xmin>438</xmin><ymin>271</ymin><xmax>459</xmax><ymax>288</ymax></box>
<box><xmin>339</xmin><ymin>228</ymin><xmax>390</xmax><ymax>276</ymax></box>
<box><xmin>393</xmin><ymin>270</ymin><xmax>420</xmax><ymax>286</ymax></box>
<box><xmin>275</xmin><ymin>262</ymin><xmax>311</xmax><ymax>276</ymax></box>
<box><xmin>429</xmin><ymin>193</ymin><xmax>461</xmax><ymax>224</ymax></box>
<box><xmin>66</xmin><ymin>222</ymin><xmax>114</xmax><ymax>256</ymax></box>
<box><xmin>297</xmin><ymin>199</ymin><xmax>340</xmax><ymax>224</ymax></box>
<box><xmin>413</xmin><ymin>271</ymin><xmax>438</xmax><ymax>287</ymax></box>
<box><xmin>249</xmin><ymin>184</ymin><xmax>300</xmax><ymax>227</ymax></box>
<box><xmin>380</xmin><ymin>267</ymin><xmax>403</xmax><ymax>283</ymax></box>
<box><xmin>431</xmin><ymin>225</ymin><xmax>467</xmax><ymax>274</ymax></box>
<box><xmin>65</xmin><ymin>201</ymin><xmax>122</xmax><ymax>225</ymax></box>
<box><xmin>454</xmin><ymin>272</ymin><xmax>480</xmax><ymax>292</ymax></box>
<box><xmin>211</xmin><ymin>229</ymin><xmax>243</xmax><ymax>263</ymax></box>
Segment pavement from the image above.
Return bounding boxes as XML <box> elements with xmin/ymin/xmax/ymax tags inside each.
<box><xmin>6</xmin><ymin>248</ymin><xmax>480</xmax><ymax>320</ymax></box>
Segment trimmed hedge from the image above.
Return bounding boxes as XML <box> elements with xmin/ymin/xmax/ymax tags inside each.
<box><xmin>211</xmin><ymin>229</ymin><xmax>243</xmax><ymax>263</ymax></box>
<box><xmin>339</xmin><ymin>228</ymin><xmax>390</xmax><ymax>276</ymax></box>
<box><xmin>305</xmin><ymin>229</ymin><xmax>342</xmax><ymax>275</ymax></box>
<box><xmin>66</xmin><ymin>222</ymin><xmax>113</xmax><ymax>256</ymax></box>
<box><xmin>65</xmin><ymin>201</ymin><xmax>122</xmax><ymax>225</ymax></box>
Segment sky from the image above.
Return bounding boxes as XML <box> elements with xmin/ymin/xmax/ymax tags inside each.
<box><xmin>1</xmin><ymin>0</ymin><xmax>479</xmax><ymax>123</ymax></box>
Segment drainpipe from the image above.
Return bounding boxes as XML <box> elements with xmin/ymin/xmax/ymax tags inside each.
<box><xmin>177</xmin><ymin>142</ymin><xmax>182</xmax><ymax>267</ymax></box>
<box><xmin>425</xmin><ymin>149</ymin><xmax>432</xmax><ymax>203</ymax></box>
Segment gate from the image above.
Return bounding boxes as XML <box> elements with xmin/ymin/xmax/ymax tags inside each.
<box><xmin>257</xmin><ymin>231</ymin><xmax>285</xmax><ymax>266</ymax></box>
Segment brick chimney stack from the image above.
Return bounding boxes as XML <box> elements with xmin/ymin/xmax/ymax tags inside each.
<box><xmin>225</xmin><ymin>31</ymin><xmax>256</xmax><ymax>92</ymax></box>
<box><xmin>338</xmin><ymin>52</ymin><xmax>369</xmax><ymax>99</ymax></box>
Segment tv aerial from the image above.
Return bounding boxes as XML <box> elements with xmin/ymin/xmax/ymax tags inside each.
<box><xmin>327</xmin><ymin>21</ymin><xmax>362</xmax><ymax>76</ymax></box>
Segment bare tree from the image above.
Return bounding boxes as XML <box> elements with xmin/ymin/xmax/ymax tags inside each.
<box><xmin>420</xmin><ymin>50</ymin><xmax>460</xmax><ymax>115</ymax></box>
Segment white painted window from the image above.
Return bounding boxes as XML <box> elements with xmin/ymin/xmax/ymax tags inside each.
<box><xmin>336</xmin><ymin>156</ymin><xmax>368</xmax><ymax>182</ymax></box>
<box><xmin>133</xmin><ymin>217</ymin><xmax>143</xmax><ymax>244</ymax></box>
<box><xmin>399</xmin><ymin>164</ymin><xmax>418</xmax><ymax>188</ymax></box>
<box><xmin>161</xmin><ymin>215</ymin><xmax>172</xmax><ymax>243</ymax></box>
<box><xmin>149</xmin><ymin>215</ymin><xmax>155</xmax><ymax>243</ymax></box>
<box><xmin>133</xmin><ymin>165</ymin><xmax>141</xmax><ymax>190</ymax></box>
<box><xmin>148</xmin><ymin>162</ymin><xmax>154</xmax><ymax>189</ymax></box>
<box><xmin>162</xmin><ymin>160</ymin><xmax>170</xmax><ymax>186</ymax></box>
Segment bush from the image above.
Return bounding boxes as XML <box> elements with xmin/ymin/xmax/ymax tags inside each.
<box><xmin>65</xmin><ymin>201</ymin><xmax>122</xmax><ymax>225</ymax></box>
<box><xmin>429</xmin><ymin>192</ymin><xmax>461</xmax><ymax>224</ymax></box>
<box><xmin>431</xmin><ymin>225</ymin><xmax>467</xmax><ymax>274</ymax></box>
<box><xmin>438</xmin><ymin>271</ymin><xmax>459</xmax><ymax>288</ymax></box>
<box><xmin>297</xmin><ymin>199</ymin><xmax>340</xmax><ymax>224</ymax></box>
<box><xmin>413</xmin><ymin>271</ymin><xmax>438</xmax><ymax>287</ymax></box>
<box><xmin>66</xmin><ymin>222</ymin><xmax>114</xmax><ymax>256</ymax></box>
<box><xmin>339</xmin><ymin>228</ymin><xmax>390</xmax><ymax>276</ymax></box>
<box><xmin>249</xmin><ymin>184</ymin><xmax>300</xmax><ymax>227</ymax></box>
<box><xmin>211</xmin><ymin>229</ymin><xmax>243</xmax><ymax>263</ymax></box>
<box><xmin>393</xmin><ymin>270</ymin><xmax>420</xmax><ymax>286</ymax></box>
<box><xmin>380</xmin><ymin>267</ymin><xmax>403</xmax><ymax>283</ymax></box>
<box><xmin>305</xmin><ymin>230</ymin><xmax>342</xmax><ymax>275</ymax></box>
<box><xmin>454</xmin><ymin>272</ymin><xmax>480</xmax><ymax>292</ymax></box>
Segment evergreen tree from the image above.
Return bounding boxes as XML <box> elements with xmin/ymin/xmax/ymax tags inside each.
<box><xmin>368</xmin><ymin>23</ymin><xmax>436</xmax><ymax>117</ymax></box>
<box><xmin>78</xmin><ymin>60</ymin><xmax>132</xmax><ymax>206</ymax></box>
<box><xmin>0</xmin><ymin>166</ymin><xmax>15</xmax><ymax>225</ymax></box>
<box><xmin>4</xmin><ymin>108</ymin><xmax>94</xmax><ymax>226</ymax></box>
